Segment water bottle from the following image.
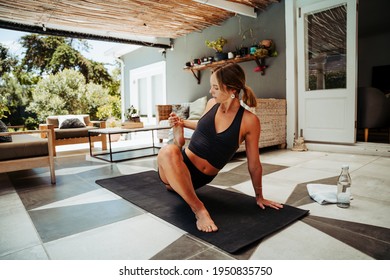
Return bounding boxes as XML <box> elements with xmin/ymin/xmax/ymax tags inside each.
<box><xmin>337</xmin><ymin>165</ymin><xmax>351</xmax><ymax>208</ymax></box>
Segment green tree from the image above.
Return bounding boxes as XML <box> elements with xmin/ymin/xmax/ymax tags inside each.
<box><xmin>2</xmin><ymin>34</ymin><xmax>121</xmax><ymax>128</ymax></box>
<box><xmin>19</xmin><ymin>34</ymin><xmax>113</xmax><ymax>85</ymax></box>
<box><xmin>27</xmin><ymin>69</ymin><xmax>112</xmax><ymax>123</ymax></box>
<box><xmin>0</xmin><ymin>44</ymin><xmax>29</xmax><ymax>122</ymax></box>
<box><xmin>0</xmin><ymin>73</ymin><xmax>31</xmax><ymax>123</ymax></box>
<box><xmin>20</xmin><ymin>35</ymin><xmax>65</xmax><ymax>75</ymax></box>
<box><xmin>0</xmin><ymin>44</ymin><xmax>18</xmax><ymax>76</ymax></box>
<box><xmin>0</xmin><ymin>95</ymin><xmax>10</xmax><ymax>120</ymax></box>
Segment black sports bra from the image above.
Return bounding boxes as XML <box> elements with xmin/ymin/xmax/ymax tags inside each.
<box><xmin>188</xmin><ymin>103</ymin><xmax>245</xmax><ymax>169</ymax></box>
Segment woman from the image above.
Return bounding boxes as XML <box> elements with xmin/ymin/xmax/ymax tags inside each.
<box><xmin>157</xmin><ymin>63</ymin><xmax>283</xmax><ymax>233</ymax></box>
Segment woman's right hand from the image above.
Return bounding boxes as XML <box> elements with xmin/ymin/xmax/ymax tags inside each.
<box><xmin>168</xmin><ymin>112</ymin><xmax>183</xmax><ymax>127</ymax></box>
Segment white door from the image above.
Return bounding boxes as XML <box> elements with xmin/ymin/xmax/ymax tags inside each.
<box><xmin>129</xmin><ymin>61</ymin><xmax>166</xmax><ymax>124</ymax></box>
<box><xmin>297</xmin><ymin>0</ymin><xmax>357</xmax><ymax>143</ymax></box>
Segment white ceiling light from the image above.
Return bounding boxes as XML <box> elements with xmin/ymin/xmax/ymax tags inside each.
<box><xmin>193</xmin><ymin>0</ymin><xmax>257</xmax><ymax>18</ymax></box>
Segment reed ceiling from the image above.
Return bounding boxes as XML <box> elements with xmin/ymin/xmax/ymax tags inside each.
<box><xmin>0</xmin><ymin>0</ymin><xmax>279</xmax><ymax>47</ymax></box>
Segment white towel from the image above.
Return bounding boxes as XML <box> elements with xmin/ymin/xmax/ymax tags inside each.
<box><xmin>307</xmin><ymin>184</ymin><xmax>338</xmax><ymax>205</ymax></box>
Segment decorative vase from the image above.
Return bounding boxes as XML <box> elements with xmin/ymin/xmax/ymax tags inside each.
<box><xmin>250</xmin><ymin>45</ymin><xmax>258</xmax><ymax>55</ymax></box>
<box><xmin>131</xmin><ymin>116</ymin><xmax>140</xmax><ymax>122</ymax></box>
<box><xmin>240</xmin><ymin>47</ymin><xmax>249</xmax><ymax>56</ymax></box>
<box><xmin>215</xmin><ymin>52</ymin><xmax>228</xmax><ymax>61</ymax></box>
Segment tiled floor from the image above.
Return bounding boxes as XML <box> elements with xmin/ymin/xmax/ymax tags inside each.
<box><xmin>0</xmin><ymin>139</ymin><xmax>389</xmax><ymax>260</ymax></box>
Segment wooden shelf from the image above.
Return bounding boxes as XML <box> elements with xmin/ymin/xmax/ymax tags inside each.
<box><xmin>184</xmin><ymin>55</ymin><xmax>268</xmax><ymax>84</ymax></box>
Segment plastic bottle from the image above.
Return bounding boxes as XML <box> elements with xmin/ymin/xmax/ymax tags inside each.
<box><xmin>337</xmin><ymin>164</ymin><xmax>352</xmax><ymax>208</ymax></box>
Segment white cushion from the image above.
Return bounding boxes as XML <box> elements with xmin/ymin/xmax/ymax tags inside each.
<box><xmin>188</xmin><ymin>96</ymin><xmax>207</xmax><ymax>120</ymax></box>
<box><xmin>57</xmin><ymin>115</ymin><xmax>86</xmax><ymax>128</ymax></box>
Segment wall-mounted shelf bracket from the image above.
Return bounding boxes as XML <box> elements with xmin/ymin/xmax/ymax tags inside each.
<box><xmin>190</xmin><ymin>69</ymin><xmax>201</xmax><ymax>84</ymax></box>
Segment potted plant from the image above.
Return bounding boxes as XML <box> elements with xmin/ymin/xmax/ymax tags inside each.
<box><xmin>253</xmin><ymin>40</ymin><xmax>278</xmax><ymax>75</ymax></box>
<box><xmin>122</xmin><ymin>105</ymin><xmax>143</xmax><ymax>129</ymax></box>
<box><xmin>256</xmin><ymin>39</ymin><xmax>278</xmax><ymax>57</ymax></box>
<box><xmin>205</xmin><ymin>37</ymin><xmax>228</xmax><ymax>61</ymax></box>
<box><xmin>239</xmin><ymin>28</ymin><xmax>254</xmax><ymax>57</ymax></box>
<box><xmin>125</xmin><ymin>105</ymin><xmax>140</xmax><ymax>122</ymax></box>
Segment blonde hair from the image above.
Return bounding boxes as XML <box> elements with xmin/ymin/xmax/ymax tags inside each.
<box><xmin>212</xmin><ymin>63</ymin><xmax>257</xmax><ymax>107</ymax></box>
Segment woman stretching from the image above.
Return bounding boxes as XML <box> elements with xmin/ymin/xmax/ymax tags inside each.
<box><xmin>157</xmin><ymin>63</ymin><xmax>283</xmax><ymax>233</ymax></box>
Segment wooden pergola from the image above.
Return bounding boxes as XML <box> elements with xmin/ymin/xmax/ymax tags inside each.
<box><xmin>0</xmin><ymin>0</ymin><xmax>279</xmax><ymax>48</ymax></box>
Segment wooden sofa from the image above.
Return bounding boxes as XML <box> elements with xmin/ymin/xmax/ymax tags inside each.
<box><xmin>39</xmin><ymin>114</ymin><xmax>107</xmax><ymax>156</ymax></box>
<box><xmin>0</xmin><ymin>130</ymin><xmax>56</xmax><ymax>184</ymax></box>
<box><xmin>156</xmin><ymin>98</ymin><xmax>287</xmax><ymax>152</ymax></box>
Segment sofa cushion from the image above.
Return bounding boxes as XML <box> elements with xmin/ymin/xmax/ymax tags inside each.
<box><xmin>58</xmin><ymin>115</ymin><xmax>86</xmax><ymax>128</ymax></box>
<box><xmin>0</xmin><ymin>134</ymin><xmax>48</xmax><ymax>161</ymax></box>
<box><xmin>54</xmin><ymin>126</ymin><xmax>96</xmax><ymax>139</ymax></box>
<box><xmin>0</xmin><ymin>120</ymin><xmax>12</xmax><ymax>143</ymax></box>
<box><xmin>172</xmin><ymin>104</ymin><xmax>190</xmax><ymax>119</ymax></box>
<box><xmin>60</xmin><ymin>118</ymin><xmax>86</xmax><ymax>129</ymax></box>
<box><xmin>47</xmin><ymin>115</ymin><xmax>90</xmax><ymax>128</ymax></box>
<box><xmin>188</xmin><ymin>96</ymin><xmax>207</xmax><ymax>120</ymax></box>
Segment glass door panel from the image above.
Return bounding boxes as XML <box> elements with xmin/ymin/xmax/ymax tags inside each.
<box><xmin>305</xmin><ymin>4</ymin><xmax>347</xmax><ymax>91</ymax></box>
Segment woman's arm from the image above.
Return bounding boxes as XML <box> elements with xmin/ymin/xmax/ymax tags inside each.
<box><xmin>182</xmin><ymin>119</ymin><xmax>198</xmax><ymax>130</ymax></box>
<box><xmin>244</xmin><ymin>113</ymin><xmax>263</xmax><ymax>198</ymax></box>
<box><xmin>243</xmin><ymin>112</ymin><xmax>283</xmax><ymax>210</ymax></box>
<box><xmin>182</xmin><ymin>98</ymin><xmax>216</xmax><ymax>130</ymax></box>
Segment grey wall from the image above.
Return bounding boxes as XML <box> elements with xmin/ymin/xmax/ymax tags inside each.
<box><xmin>121</xmin><ymin>1</ymin><xmax>286</xmax><ymax>106</ymax></box>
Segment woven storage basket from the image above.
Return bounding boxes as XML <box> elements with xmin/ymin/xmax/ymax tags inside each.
<box><xmin>237</xmin><ymin>98</ymin><xmax>286</xmax><ymax>152</ymax></box>
<box><xmin>156</xmin><ymin>105</ymin><xmax>173</xmax><ymax>122</ymax></box>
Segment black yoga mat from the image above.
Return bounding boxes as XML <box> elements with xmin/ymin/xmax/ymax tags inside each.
<box><xmin>96</xmin><ymin>170</ymin><xmax>309</xmax><ymax>253</ymax></box>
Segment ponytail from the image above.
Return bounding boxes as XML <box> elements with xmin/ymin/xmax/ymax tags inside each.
<box><xmin>242</xmin><ymin>85</ymin><xmax>257</xmax><ymax>108</ymax></box>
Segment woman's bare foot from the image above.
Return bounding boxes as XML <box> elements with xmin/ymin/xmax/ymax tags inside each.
<box><xmin>195</xmin><ymin>209</ymin><xmax>218</xmax><ymax>232</ymax></box>
<box><xmin>173</xmin><ymin>123</ymin><xmax>185</xmax><ymax>147</ymax></box>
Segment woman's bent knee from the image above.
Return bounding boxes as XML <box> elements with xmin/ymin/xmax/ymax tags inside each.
<box><xmin>158</xmin><ymin>144</ymin><xmax>181</xmax><ymax>160</ymax></box>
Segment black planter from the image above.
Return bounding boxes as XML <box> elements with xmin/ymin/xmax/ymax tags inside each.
<box><xmin>240</xmin><ymin>47</ymin><xmax>249</xmax><ymax>56</ymax></box>
<box><xmin>215</xmin><ymin>52</ymin><xmax>228</xmax><ymax>61</ymax></box>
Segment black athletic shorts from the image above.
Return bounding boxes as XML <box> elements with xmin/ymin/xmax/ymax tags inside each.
<box><xmin>158</xmin><ymin>149</ymin><xmax>216</xmax><ymax>189</ymax></box>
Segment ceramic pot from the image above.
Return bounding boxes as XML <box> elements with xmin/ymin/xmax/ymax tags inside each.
<box><xmin>240</xmin><ymin>47</ymin><xmax>249</xmax><ymax>56</ymax></box>
<box><xmin>215</xmin><ymin>52</ymin><xmax>228</xmax><ymax>61</ymax></box>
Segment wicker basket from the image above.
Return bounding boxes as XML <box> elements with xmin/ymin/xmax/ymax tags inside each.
<box><xmin>237</xmin><ymin>98</ymin><xmax>286</xmax><ymax>151</ymax></box>
<box><xmin>156</xmin><ymin>105</ymin><xmax>174</xmax><ymax>122</ymax></box>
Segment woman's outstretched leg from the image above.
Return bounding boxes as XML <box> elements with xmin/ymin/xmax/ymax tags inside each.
<box><xmin>157</xmin><ymin>144</ymin><xmax>218</xmax><ymax>232</ymax></box>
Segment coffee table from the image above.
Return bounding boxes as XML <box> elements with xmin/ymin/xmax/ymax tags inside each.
<box><xmin>88</xmin><ymin>125</ymin><xmax>170</xmax><ymax>162</ymax></box>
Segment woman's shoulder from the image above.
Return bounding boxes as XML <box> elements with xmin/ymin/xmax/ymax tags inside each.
<box><xmin>242</xmin><ymin>108</ymin><xmax>260</xmax><ymax>125</ymax></box>
<box><xmin>204</xmin><ymin>98</ymin><xmax>218</xmax><ymax>112</ymax></box>
<box><xmin>207</xmin><ymin>98</ymin><xmax>217</xmax><ymax>106</ymax></box>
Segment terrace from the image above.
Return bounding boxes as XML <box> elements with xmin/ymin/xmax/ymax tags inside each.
<box><xmin>1</xmin><ymin>133</ymin><xmax>389</xmax><ymax>260</ymax></box>
<box><xmin>0</xmin><ymin>0</ymin><xmax>389</xmax><ymax>263</ymax></box>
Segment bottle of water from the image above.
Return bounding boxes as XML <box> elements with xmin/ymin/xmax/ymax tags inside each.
<box><xmin>337</xmin><ymin>165</ymin><xmax>351</xmax><ymax>208</ymax></box>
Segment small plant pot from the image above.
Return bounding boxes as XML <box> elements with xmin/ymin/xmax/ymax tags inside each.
<box><xmin>131</xmin><ymin>116</ymin><xmax>140</xmax><ymax>122</ymax></box>
<box><xmin>240</xmin><ymin>47</ymin><xmax>249</xmax><ymax>56</ymax></box>
<box><xmin>215</xmin><ymin>52</ymin><xmax>228</xmax><ymax>61</ymax></box>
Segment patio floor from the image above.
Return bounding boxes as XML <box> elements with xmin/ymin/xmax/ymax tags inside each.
<box><xmin>0</xmin><ymin>135</ymin><xmax>389</xmax><ymax>260</ymax></box>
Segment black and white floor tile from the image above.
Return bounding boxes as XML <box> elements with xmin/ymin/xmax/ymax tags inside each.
<box><xmin>1</xmin><ymin>142</ymin><xmax>389</xmax><ymax>260</ymax></box>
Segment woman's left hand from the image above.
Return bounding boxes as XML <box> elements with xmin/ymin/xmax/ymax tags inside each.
<box><xmin>256</xmin><ymin>197</ymin><xmax>283</xmax><ymax>210</ymax></box>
